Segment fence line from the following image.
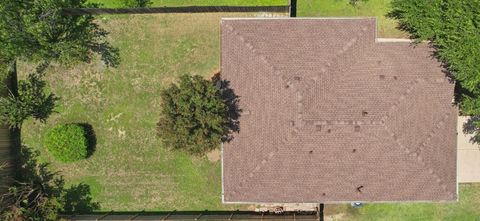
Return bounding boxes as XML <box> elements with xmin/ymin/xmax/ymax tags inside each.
<box><xmin>0</xmin><ymin>64</ymin><xmax>17</xmax><ymax>196</ymax></box>
<box><xmin>62</xmin><ymin>210</ymin><xmax>321</xmax><ymax>221</ymax></box>
<box><xmin>63</xmin><ymin>5</ymin><xmax>290</xmax><ymax>15</ymax></box>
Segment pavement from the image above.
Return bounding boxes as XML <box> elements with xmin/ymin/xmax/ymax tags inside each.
<box><xmin>457</xmin><ymin>116</ymin><xmax>480</xmax><ymax>183</ymax></box>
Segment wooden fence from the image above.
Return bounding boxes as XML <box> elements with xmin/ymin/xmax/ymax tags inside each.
<box><xmin>63</xmin><ymin>5</ymin><xmax>290</xmax><ymax>15</ymax></box>
<box><xmin>62</xmin><ymin>210</ymin><xmax>321</xmax><ymax>221</ymax></box>
<box><xmin>0</xmin><ymin>68</ymin><xmax>15</xmax><ymax>196</ymax></box>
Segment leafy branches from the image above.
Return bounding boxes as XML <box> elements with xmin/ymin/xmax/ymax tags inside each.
<box><xmin>0</xmin><ymin>146</ymin><xmax>100</xmax><ymax>220</ymax></box>
<box><xmin>0</xmin><ymin>72</ymin><xmax>58</xmax><ymax>129</ymax></box>
<box><xmin>122</xmin><ymin>0</ymin><xmax>153</xmax><ymax>8</ymax></box>
<box><xmin>0</xmin><ymin>0</ymin><xmax>120</xmax><ymax>68</ymax></box>
<box><xmin>157</xmin><ymin>75</ymin><xmax>238</xmax><ymax>155</ymax></box>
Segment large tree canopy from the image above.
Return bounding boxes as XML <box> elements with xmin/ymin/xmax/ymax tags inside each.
<box><xmin>389</xmin><ymin>0</ymin><xmax>480</xmax><ymax>140</ymax></box>
<box><xmin>388</xmin><ymin>0</ymin><xmax>480</xmax><ymax>112</ymax></box>
<box><xmin>157</xmin><ymin>75</ymin><xmax>232</xmax><ymax>155</ymax></box>
<box><xmin>0</xmin><ymin>0</ymin><xmax>119</xmax><ymax>67</ymax></box>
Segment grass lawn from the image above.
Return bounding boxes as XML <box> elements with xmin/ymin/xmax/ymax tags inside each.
<box><xmin>345</xmin><ymin>184</ymin><xmax>480</xmax><ymax>220</ymax></box>
<box><xmin>87</xmin><ymin>0</ymin><xmax>287</xmax><ymax>8</ymax></box>
<box><xmin>88</xmin><ymin>0</ymin><xmax>405</xmax><ymax>38</ymax></box>
<box><xmin>298</xmin><ymin>0</ymin><xmax>406</xmax><ymax>38</ymax></box>
<box><xmin>19</xmin><ymin>13</ymin><xmax>268</xmax><ymax>211</ymax></box>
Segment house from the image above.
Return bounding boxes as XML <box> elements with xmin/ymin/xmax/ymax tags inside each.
<box><xmin>221</xmin><ymin>18</ymin><xmax>457</xmax><ymax>203</ymax></box>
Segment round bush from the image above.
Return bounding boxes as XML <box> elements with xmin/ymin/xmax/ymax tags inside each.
<box><xmin>44</xmin><ymin>124</ymin><xmax>88</xmax><ymax>162</ymax></box>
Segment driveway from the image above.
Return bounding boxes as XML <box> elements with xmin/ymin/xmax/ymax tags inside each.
<box><xmin>457</xmin><ymin>116</ymin><xmax>480</xmax><ymax>183</ymax></box>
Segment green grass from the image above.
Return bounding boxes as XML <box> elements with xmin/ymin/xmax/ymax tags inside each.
<box><xmin>341</xmin><ymin>184</ymin><xmax>480</xmax><ymax>221</ymax></box>
<box><xmin>18</xmin><ymin>13</ymin><xmax>262</xmax><ymax>211</ymax></box>
<box><xmin>88</xmin><ymin>0</ymin><xmax>287</xmax><ymax>8</ymax></box>
<box><xmin>298</xmin><ymin>0</ymin><xmax>406</xmax><ymax>37</ymax></box>
<box><xmin>88</xmin><ymin>0</ymin><xmax>404</xmax><ymax>38</ymax></box>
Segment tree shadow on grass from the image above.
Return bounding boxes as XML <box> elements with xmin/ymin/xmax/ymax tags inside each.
<box><xmin>2</xmin><ymin>146</ymin><xmax>100</xmax><ymax>217</ymax></box>
<box><xmin>212</xmin><ymin>72</ymin><xmax>241</xmax><ymax>143</ymax></box>
<box><xmin>77</xmin><ymin>123</ymin><xmax>96</xmax><ymax>158</ymax></box>
<box><xmin>62</xmin><ymin>183</ymin><xmax>100</xmax><ymax>214</ymax></box>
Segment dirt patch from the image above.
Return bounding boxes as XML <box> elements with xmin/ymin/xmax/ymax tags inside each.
<box><xmin>207</xmin><ymin>149</ymin><xmax>221</xmax><ymax>162</ymax></box>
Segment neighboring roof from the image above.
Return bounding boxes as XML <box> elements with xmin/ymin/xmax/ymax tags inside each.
<box><xmin>221</xmin><ymin>18</ymin><xmax>457</xmax><ymax>203</ymax></box>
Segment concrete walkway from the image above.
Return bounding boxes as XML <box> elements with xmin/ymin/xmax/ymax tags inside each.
<box><xmin>457</xmin><ymin>116</ymin><xmax>480</xmax><ymax>183</ymax></box>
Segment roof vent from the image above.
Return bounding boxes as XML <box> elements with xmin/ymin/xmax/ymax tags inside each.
<box><xmin>293</xmin><ymin>76</ymin><xmax>301</xmax><ymax>81</ymax></box>
<box><xmin>316</xmin><ymin>125</ymin><xmax>322</xmax><ymax>132</ymax></box>
<box><xmin>354</xmin><ymin>125</ymin><xmax>361</xmax><ymax>132</ymax></box>
<box><xmin>327</xmin><ymin>129</ymin><xmax>331</xmax><ymax>133</ymax></box>
<box><xmin>362</xmin><ymin>111</ymin><xmax>368</xmax><ymax>116</ymax></box>
<box><xmin>352</xmin><ymin>149</ymin><xmax>357</xmax><ymax>153</ymax></box>
<box><xmin>309</xmin><ymin>150</ymin><xmax>313</xmax><ymax>154</ymax></box>
<box><xmin>393</xmin><ymin>76</ymin><xmax>398</xmax><ymax>80</ymax></box>
<box><xmin>379</xmin><ymin>75</ymin><xmax>385</xmax><ymax>80</ymax></box>
<box><xmin>357</xmin><ymin>185</ymin><xmax>364</xmax><ymax>193</ymax></box>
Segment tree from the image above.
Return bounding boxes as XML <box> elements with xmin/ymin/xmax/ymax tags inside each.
<box><xmin>122</xmin><ymin>0</ymin><xmax>152</xmax><ymax>8</ymax></box>
<box><xmin>0</xmin><ymin>146</ymin><xmax>99</xmax><ymax>220</ymax></box>
<box><xmin>157</xmin><ymin>75</ymin><xmax>231</xmax><ymax>155</ymax></box>
<box><xmin>388</xmin><ymin>0</ymin><xmax>480</xmax><ymax>135</ymax></box>
<box><xmin>0</xmin><ymin>0</ymin><xmax>120</xmax><ymax>69</ymax></box>
<box><xmin>0</xmin><ymin>73</ymin><xmax>58</xmax><ymax>129</ymax></box>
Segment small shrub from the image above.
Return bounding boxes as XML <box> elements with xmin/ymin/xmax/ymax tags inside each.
<box><xmin>122</xmin><ymin>0</ymin><xmax>152</xmax><ymax>8</ymax></box>
<box><xmin>44</xmin><ymin>124</ymin><xmax>88</xmax><ymax>162</ymax></box>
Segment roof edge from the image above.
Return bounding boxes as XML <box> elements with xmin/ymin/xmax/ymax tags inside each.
<box><xmin>221</xmin><ymin>17</ymin><xmax>376</xmax><ymax>20</ymax></box>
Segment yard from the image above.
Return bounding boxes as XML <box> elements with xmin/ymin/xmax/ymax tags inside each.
<box><xmin>19</xmin><ymin>12</ymin><xmax>257</xmax><ymax>211</ymax></box>
<box><xmin>17</xmin><ymin>0</ymin><xmax>480</xmax><ymax>220</ymax></box>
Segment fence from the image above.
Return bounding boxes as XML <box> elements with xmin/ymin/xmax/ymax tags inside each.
<box><xmin>63</xmin><ymin>5</ymin><xmax>290</xmax><ymax>15</ymax></box>
<box><xmin>62</xmin><ymin>210</ymin><xmax>322</xmax><ymax>221</ymax></box>
<box><xmin>0</xmin><ymin>64</ymin><xmax>16</xmax><ymax>196</ymax></box>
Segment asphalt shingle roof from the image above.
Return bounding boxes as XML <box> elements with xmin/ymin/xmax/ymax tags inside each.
<box><xmin>221</xmin><ymin>18</ymin><xmax>457</xmax><ymax>203</ymax></box>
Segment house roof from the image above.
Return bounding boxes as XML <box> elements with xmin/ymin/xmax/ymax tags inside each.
<box><xmin>221</xmin><ymin>18</ymin><xmax>457</xmax><ymax>203</ymax></box>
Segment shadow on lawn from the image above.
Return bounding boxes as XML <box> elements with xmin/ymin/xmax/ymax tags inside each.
<box><xmin>212</xmin><ymin>73</ymin><xmax>241</xmax><ymax>143</ymax></box>
<box><xmin>78</xmin><ymin>123</ymin><xmax>97</xmax><ymax>158</ymax></box>
<box><xmin>2</xmin><ymin>146</ymin><xmax>100</xmax><ymax>215</ymax></box>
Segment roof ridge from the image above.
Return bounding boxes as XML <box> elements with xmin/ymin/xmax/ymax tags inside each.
<box><xmin>297</xmin><ymin>24</ymin><xmax>371</xmax><ymax>103</ymax></box>
<box><xmin>223</xmin><ymin>23</ymin><xmax>282</xmax><ymax>77</ymax></box>
<box><xmin>224</xmin><ymin>24</ymin><xmax>297</xmax><ymax>197</ymax></box>
<box><xmin>381</xmin><ymin>79</ymin><xmax>455</xmax><ymax>197</ymax></box>
<box><xmin>224</xmin><ymin>23</ymin><xmax>372</xmax><ymax>197</ymax></box>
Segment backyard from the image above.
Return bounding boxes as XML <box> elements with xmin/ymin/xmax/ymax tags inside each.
<box><xmin>16</xmin><ymin>0</ymin><xmax>480</xmax><ymax>220</ymax></box>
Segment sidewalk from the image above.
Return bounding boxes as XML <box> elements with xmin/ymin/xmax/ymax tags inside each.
<box><xmin>457</xmin><ymin>116</ymin><xmax>480</xmax><ymax>183</ymax></box>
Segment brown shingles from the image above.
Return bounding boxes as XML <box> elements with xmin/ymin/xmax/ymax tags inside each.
<box><xmin>221</xmin><ymin>18</ymin><xmax>457</xmax><ymax>203</ymax></box>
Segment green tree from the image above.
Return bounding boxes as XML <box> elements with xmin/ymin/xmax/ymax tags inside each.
<box><xmin>0</xmin><ymin>73</ymin><xmax>58</xmax><ymax>129</ymax></box>
<box><xmin>388</xmin><ymin>0</ymin><xmax>480</xmax><ymax>137</ymax></box>
<box><xmin>122</xmin><ymin>0</ymin><xmax>152</xmax><ymax>8</ymax></box>
<box><xmin>0</xmin><ymin>146</ymin><xmax>99</xmax><ymax>220</ymax></box>
<box><xmin>0</xmin><ymin>0</ymin><xmax>120</xmax><ymax>68</ymax></box>
<box><xmin>157</xmin><ymin>75</ymin><xmax>231</xmax><ymax>155</ymax></box>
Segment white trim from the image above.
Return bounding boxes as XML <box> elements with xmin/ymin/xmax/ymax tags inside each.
<box><xmin>221</xmin><ymin>143</ymin><xmax>225</xmax><ymax>203</ymax></box>
<box><xmin>223</xmin><ymin>199</ymin><xmax>458</xmax><ymax>204</ymax></box>
<box><xmin>376</xmin><ymin>38</ymin><xmax>414</xmax><ymax>43</ymax></box>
